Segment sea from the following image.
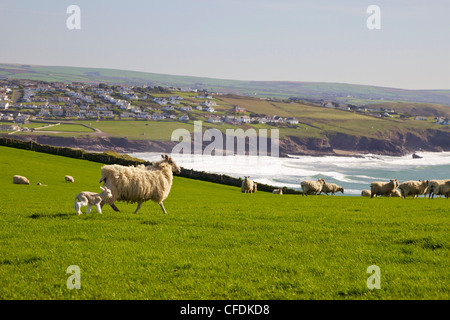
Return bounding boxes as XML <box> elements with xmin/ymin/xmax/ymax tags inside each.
<box><xmin>129</xmin><ymin>151</ymin><xmax>450</xmax><ymax>196</ymax></box>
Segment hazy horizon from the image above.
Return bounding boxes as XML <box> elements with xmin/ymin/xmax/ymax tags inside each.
<box><xmin>1</xmin><ymin>0</ymin><xmax>449</xmax><ymax>90</ymax></box>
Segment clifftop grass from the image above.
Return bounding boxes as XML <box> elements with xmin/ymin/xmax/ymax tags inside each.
<box><xmin>0</xmin><ymin>146</ymin><xmax>448</xmax><ymax>299</ymax></box>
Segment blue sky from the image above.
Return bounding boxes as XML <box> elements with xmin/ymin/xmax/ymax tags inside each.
<box><xmin>0</xmin><ymin>0</ymin><xmax>449</xmax><ymax>89</ymax></box>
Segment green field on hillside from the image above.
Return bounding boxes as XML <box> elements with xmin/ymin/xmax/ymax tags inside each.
<box><xmin>0</xmin><ymin>146</ymin><xmax>448</xmax><ymax>299</ymax></box>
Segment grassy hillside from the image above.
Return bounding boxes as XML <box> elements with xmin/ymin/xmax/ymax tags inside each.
<box><xmin>69</xmin><ymin>95</ymin><xmax>447</xmax><ymax>142</ymax></box>
<box><xmin>2</xmin><ymin>63</ymin><xmax>450</xmax><ymax>104</ymax></box>
<box><xmin>0</xmin><ymin>146</ymin><xmax>449</xmax><ymax>299</ymax></box>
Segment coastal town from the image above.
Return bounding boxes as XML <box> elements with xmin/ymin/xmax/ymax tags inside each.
<box><xmin>0</xmin><ymin>79</ymin><xmax>448</xmax><ymax>133</ymax></box>
<box><xmin>0</xmin><ymin>79</ymin><xmax>302</xmax><ymax>130</ymax></box>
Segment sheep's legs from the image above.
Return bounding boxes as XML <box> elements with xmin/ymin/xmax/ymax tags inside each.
<box><xmin>159</xmin><ymin>202</ymin><xmax>167</xmax><ymax>214</ymax></box>
<box><xmin>134</xmin><ymin>202</ymin><xmax>143</xmax><ymax>214</ymax></box>
<box><xmin>100</xmin><ymin>200</ymin><xmax>120</xmax><ymax>212</ymax></box>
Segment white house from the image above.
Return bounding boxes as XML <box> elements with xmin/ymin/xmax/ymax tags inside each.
<box><xmin>120</xmin><ymin>112</ymin><xmax>135</xmax><ymax>118</ymax></box>
<box><xmin>135</xmin><ymin>112</ymin><xmax>149</xmax><ymax>119</ymax></box>
<box><xmin>178</xmin><ymin>114</ymin><xmax>189</xmax><ymax>121</ymax></box>
<box><xmin>100</xmin><ymin>111</ymin><xmax>114</xmax><ymax>118</ymax></box>
<box><xmin>152</xmin><ymin>98</ymin><xmax>168</xmax><ymax>105</ymax></box>
<box><xmin>87</xmin><ymin>111</ymin><xmax>100</xmax><ymax>118</ymax></box>
<box><xmin>151</xmin><ymin>113</ymin><xmax>166</xmax><ymax>120</ymax></box>
<box><xmin>202</xmin><ymin>106</ymin><xmax>215</xmax><ymax>113</ymax></box>
<box><xmin>179</xmin><ymin>106</ymin><xmax>193</xmax><ymax>111</ymax></box>
<box><xmin>285</xmin><ymin>117</ymin><xmax>299</xmax><ymax>124</ymax></box>
<box><xmin>207</xmin><ymin>116</ymin><xmax>222</xmax><ymax>123</ymax></box>
<box><xmin>201</xmin><ymin>100</ymin><xmax>217</xmax><ymax>107</ymax></box>
<box><xmin>0</xmin><ymin>102</ymin><xmax>9</xmax><ymax>110</ymax></box>
<box><xmin>237</xmin><ymin>115</ymin><xmax>251</xmax><ymax>123</ymax></box>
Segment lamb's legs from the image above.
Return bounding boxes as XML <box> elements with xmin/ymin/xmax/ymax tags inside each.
<box><xmin>75</xmin><ymin>202</ymin><xmax>82</xmax><ymax>215</ymax></box>
<box><xmin>159</xmin><ymin>202</ymin><xmax>167</xmax><ymax>214</ymax></box>
<box><xmin>134</xmin><ymin>202</ymin><xmax>143</xmax><ymax>214</ymax></box>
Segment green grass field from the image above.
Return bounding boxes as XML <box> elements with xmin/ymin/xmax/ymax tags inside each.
<box><xmin>0</xmin><ymin>146</ymin><xmax>449</xmax><ymax>299</ymax></box>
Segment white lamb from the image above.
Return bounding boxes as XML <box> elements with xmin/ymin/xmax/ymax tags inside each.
<box><xmin>74</xmin><ymin>186</ymin><xmax>112</xmax><ymax>215</ymax></box>
<box><xmin>301</xmin><ymin>178</ymin><xmax>326</xmax><ymax>196</ymax></box>
<box><xmin>99</xmin><ymin>154</ymin><xmax>181</xmax><ymax>214</ymax></box>
<box><xmin>65</xmin><ymin>175</ymin><xmax>75</xmax><ymax>183</ymax></box>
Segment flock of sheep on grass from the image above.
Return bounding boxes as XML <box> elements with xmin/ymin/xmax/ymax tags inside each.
<box><xmin>298</xmin><ymin>177</ymin><xmax>449</xmax><ymax>199</ymax></box>
<box><xmin>11</xmin><ymin>153</ymin><xmax>449</xmax><ymax>216</ymax></box>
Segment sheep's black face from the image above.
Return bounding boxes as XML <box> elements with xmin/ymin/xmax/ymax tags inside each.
<box><xmin>169</xmin><ymin>158</ymin><xmax>181</xmax><ymax>174</ymax></box>
<box><xmin>172</xmin><ymin>162</ymin><xmax>181</xmax><ymax>174</ymax></box>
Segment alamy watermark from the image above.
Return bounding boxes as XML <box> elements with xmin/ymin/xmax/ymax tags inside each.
<box><xmin>366</xmin><ymin>5</ymin><xmax>381</xmax><ymax>30</ymax></box>
<box><xmin>66</xmin><ymin>5</ymin><xmax>81</xmax><ymax>30</ymax></box>
<box><xmin>170</xmin><ymin>121</ymin><xmax>280</xmax><ymax>161</ymax></box>
<box><xmin>366</xmin><ymin>265</ymin><xmax>381</xmax><ymax>289</ymax></box>
<box><xmin>66</xmin><ymin>265</ymin><xmax>81</xmax><ymax>289</ymax></box>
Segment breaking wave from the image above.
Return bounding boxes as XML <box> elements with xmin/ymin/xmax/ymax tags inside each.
<box><xmin>131</xmin><ymin>151</ymin><xmax>450</xmax><ymax>196</ymax></box>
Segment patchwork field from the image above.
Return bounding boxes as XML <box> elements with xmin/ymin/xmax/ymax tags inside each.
<box><xmin>0</xmin><ymin>146</ymin><xmax>448</xmax><ymax>299</ymax></box>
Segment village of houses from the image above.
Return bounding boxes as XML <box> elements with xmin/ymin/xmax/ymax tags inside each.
<box><xmin>0</xmin><ymin>79</ymin><xmax>448</xmax><ymax>133</ymax></box>
<box><xmin>0</xmin><ymin>80</ymin><xmax>303</xmax><ymax>132</ymax></box>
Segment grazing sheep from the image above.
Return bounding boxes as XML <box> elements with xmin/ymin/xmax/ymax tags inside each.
<box><xmin>74</xmin><ymin>186</ymin><xmax>112</xmax><ymax>215</ymax></box>
<box><xmin>272</xmin><ymin>188</ymin><xmax>283</xmax><ymax>194</ymax></box>
<box><xmin>65</xmin><ymin>175</ymin><xmax>75</xmax><ymax>183</ymax></box>
<box><xmin>370</xmin><ymin>179</ymin><xmax>399</xmax><ymax>198</ymax></box>
<box><xmin>13</xmin><ymin>175</ymin><xmax>30</xmax><ymax>185</ymax></box>
<box><xmin>397</xmin><ymin>180</ymin><xmax>429</xmax><ymax>199</ymax></box>
<box><xmin>431</xmin><ymin>180</ymin><xmax>450</xmax><ymax>199</ymax></box>
<box><xmin>389</xmin><ymin>190</ymin><xmax>402</xmax><ymax>197</ymax></box>
<box><xmin>320</xmin><ymin>182</ymin><xmax>344</xmax><ymax>195</ymax></box>
<box><xmin>361</xmin><ymin>189</ymin><xmax>371</xmax><ymax>197</ymax></box>
<box><xmin>301</xmin><ymin>178</ymin><xmax>326</xmax><ymax>196</ymax></box>
<box><xmin>99</xmin><ymin>154</ymin><xmax>181</xmax><ymax>214</ymax></box>
<box><xmin>428</xmin><ymin>179</ymin><xmax>450</xmax><ymax>199</ymax></box>
<box><xmin>241</xmin><ymin>176</ymin><xmax>255</xmax><ymax>193</ymax></box>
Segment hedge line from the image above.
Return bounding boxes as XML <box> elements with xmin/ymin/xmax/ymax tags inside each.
<box><xmin>0</xmin><ymin>137</ymin><xmax>301</xmax><ymax>194</ymax></box>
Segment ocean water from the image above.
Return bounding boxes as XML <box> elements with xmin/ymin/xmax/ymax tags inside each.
<box><xmin>130</xmin><ymin>151</ymin><xmax>450</xmax><ymax>196</ymax></box>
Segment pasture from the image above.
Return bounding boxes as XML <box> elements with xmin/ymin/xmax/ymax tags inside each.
<box><xmin>0</xmin><ymin>146</ymin><xmax>448</xmax><ymax>299</ymax></box>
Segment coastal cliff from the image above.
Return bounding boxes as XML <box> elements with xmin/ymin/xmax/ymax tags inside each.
<box><xmin>9</xmin><ymin>127</ymin><xmax>450</xmax><ymax>157</ymax></box>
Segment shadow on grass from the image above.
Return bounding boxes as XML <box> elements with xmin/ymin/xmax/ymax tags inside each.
<box><xmin>141</xmin><ymin>220</ymin><xmax>159</xmax><ymax>226</ymax></box>
<box><xmin>398</xmin><ymin>237</ymin><xmax>445</xmax><ymax>250</ymax></box>
<box><xmin>29</xmin><ymin>213</ymin><xmax>73</xmax><ymax>219</ymax></box>
<box><xmin>0</xmin><ymin>256</ymin><xmax>42</xmax><ymax>266</ymax></box>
